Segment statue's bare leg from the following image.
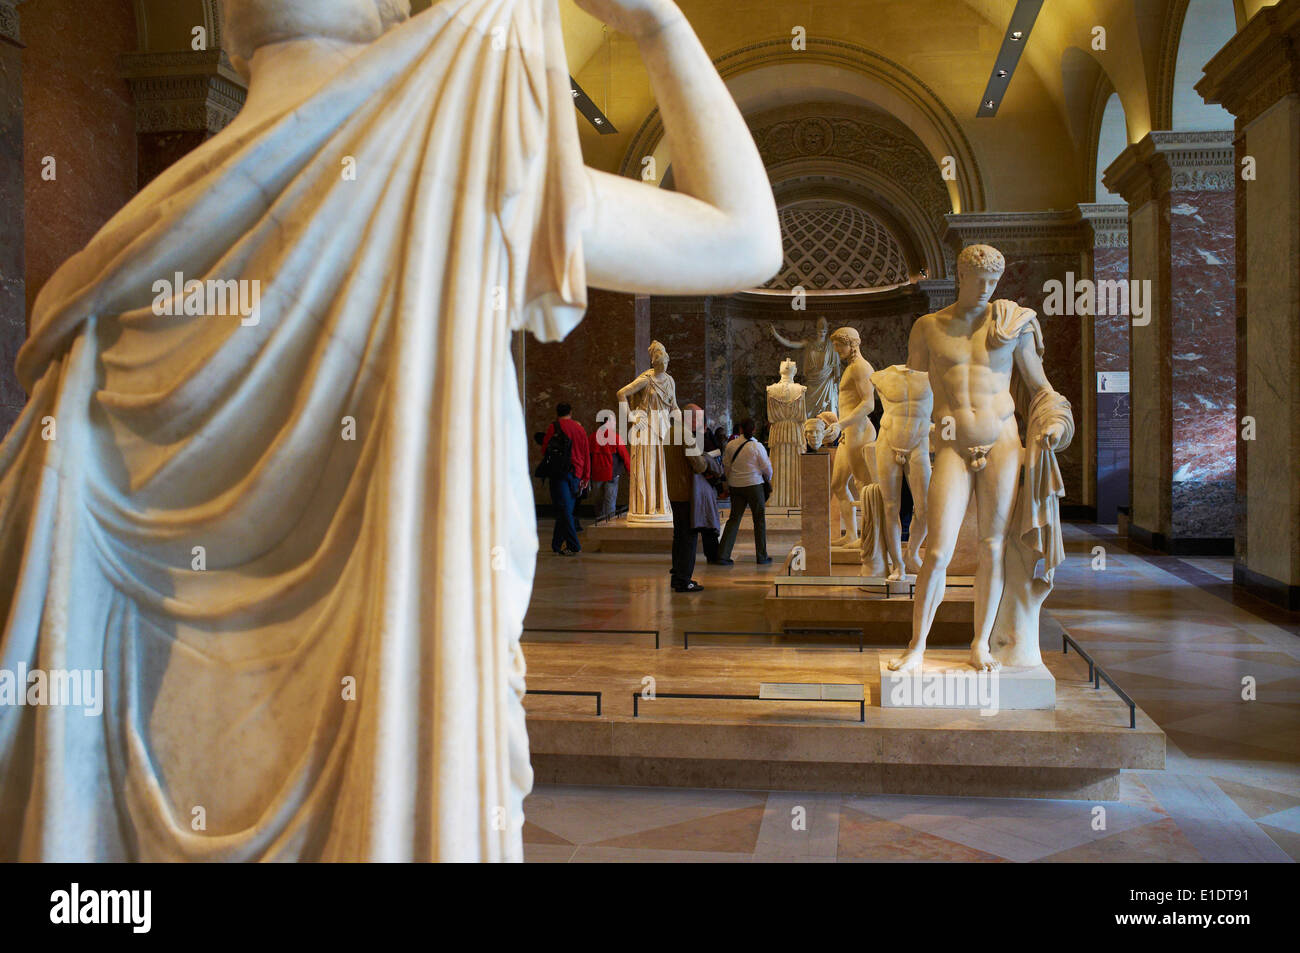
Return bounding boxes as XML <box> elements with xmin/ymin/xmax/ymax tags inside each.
<box><xmin>874</xmin><ymin>440</ymin><xmax>906</xmax><ymax>579</ymax></box>
<box><xmin>830</xmin><ymin>445</ymin><xmax>858</xmax><ymax>545</ymax></box>
<box><xmin>889</xmin><ymin>447</ymin><xmax>970</xmax><ymax>672</ymax></box>
<box><xmin>969</xmin><ymin>423</ymin><xmax>1023</xmax><ymax>672</ymax></box>
<box><xmin>904</xmin><ymin>446</ymin><xmax>931</xmax><ymax>573</ymax></box>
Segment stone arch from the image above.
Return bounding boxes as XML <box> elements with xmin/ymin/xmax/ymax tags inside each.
<box><xmin>1155</xmin><ymin>0</ymin><xmax>1240</xmax><ymax>130</ymax></box>
<box><xmin>618</xmin><ymin>37</ymin><xmax>984</xmax><ymax>216</ymax></box>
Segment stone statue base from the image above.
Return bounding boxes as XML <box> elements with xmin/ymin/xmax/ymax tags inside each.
<box><xmin>628</xmin><ymin>512</ymin><xmax>673</xmax><ymax>525</ymax></box>
<box><xmin>798</xmin><ymin>451</ymin><xmax>834</xmax><ymax>575</ymax></box>
<box><xmin>879</xmin><ymin>653</ymin><xmax>1056</xmax><ymax>711</ymax></box>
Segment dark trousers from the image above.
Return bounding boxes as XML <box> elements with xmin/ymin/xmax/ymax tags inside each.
<box><xmin>550</xmin><ymin>475</ymin><xmax>581</xmax><ymax>553</ymax></box>
<box><xmin>671</xmin><ymin>501</ymin><xmax>721</xmax><ymax>587</ymax></box>
<box><xmin>719</xmin><ymin>484</ymin><xmax>767</xmax><ymax>561</ymax></box>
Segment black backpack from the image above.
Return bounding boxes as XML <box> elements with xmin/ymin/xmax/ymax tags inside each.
<box><xmin>535</xmin><ymin>424</ymin><xmax>573</xmax><ymax>480</ymax></box>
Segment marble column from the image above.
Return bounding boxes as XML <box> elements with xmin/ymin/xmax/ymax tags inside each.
<box><xmin>1078</xmin><ymin>203</ymin><xmax>1131</xmax><ymax>522</ymax></box>
<box><xmin>1105</xmin><ymin>132</ymin><xmax>1236</xmax><ymax>553</ymax></box>
<box><xmin>944</xmin><ymin>211</ymin><xmax>1088</xmax><ymax>513</ymax></box>
<box><xmin>1198</xmin><ymin>0</ymin><xmax>1300</xmax><ymax>607</ymax></box>
<box><xmin>0</xmin><ymin>0</ymin><xmax>24</xmax><ymax>438</ymax></box>
<box><xmin>119</xmin><ymin>50</ymin><xmax>245</xmax><ymax>189</ymax></box>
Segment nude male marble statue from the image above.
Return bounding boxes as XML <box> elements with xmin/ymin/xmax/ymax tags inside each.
<box><xmin>771</xmin><ymin>317</ymin><xmax>841</xmax><ymax>417</ymax></box>
<box><xmin>828</xmin><ymin>327</ymin><xmax>876</xmax><ymax>547</ymax></box>
<box><xmin>871</xmin><ymin>365</ymin><xmax>933</xmax><ymax>577</ymax></box>
<box><xmin>888</xmin><ymin>245</ymin><xmax>1072</xmax><ymax>675</ymax></box>
<box><xmin>0</xmin><ymin>0</ymin><xmax>781</xmax><ymax>862</ymax></box>
<box><xmin>617</xmin><ymin>340</ymin><xmax>679</xmax><ymax>523</ymax></box>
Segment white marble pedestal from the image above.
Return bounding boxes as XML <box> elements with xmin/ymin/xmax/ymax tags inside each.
<box><xmin>879</xmin><ymin>652</ymin><xmax>1056</xmax><ymax>712</ymax></box>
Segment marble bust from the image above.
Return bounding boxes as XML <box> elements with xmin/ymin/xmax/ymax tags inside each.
<box><xmin>0</xmin><ymin>0</ymin><xmax>781</xmax><ymax>862</ymax></box>
<box><xmin>803</xmin><ymin>411</ymin><xmax>840</xmax><ymax>452</ymax></box>
<box><xmin>889</xmin><ymin>245</ymin><xmax>1073</xmax><ymax>675</ymax></box>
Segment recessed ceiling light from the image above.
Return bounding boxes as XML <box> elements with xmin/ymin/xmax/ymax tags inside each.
<box><xmin>984</xmin><ymin>100</ymin><xmax>996</xmax><ymax>109</ymax></box>
<box><xmin>996</xmin><ymin>69</ymin><xmax>1009</xmax><ymax>78</ymax></box>
<box><xmin>1011</xmin><ymin>30</ymin><xmax>1023</xmax><ymax>40</ymax></box>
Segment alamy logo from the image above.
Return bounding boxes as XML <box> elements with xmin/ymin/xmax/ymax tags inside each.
<box><xmin>596</xmin><ymin>405</ymin><xmax>705</xmax><ymax>456</ymax></box>
<box><xmin>888</xmin><ymin>670</ymin><xmax>1001</xmax><ymax>715</ymax></box>
<box><xmin>50</xmin><ymin>883</ymin><xmax>151</xmax><ymax>933</ymax></box>
<box><xmin>1042</xmin><ymin>272</ymin><xmax>1150</xmax><ymax>325</ymax></box>
<box><xmin>152</xmin><ymin>272</ymin><xmax>262</xmax><ymax>326</ymax></box>
<box><xmin>0</xmin><ymin>665</ymin><xmax>103</xmax><ymax>716</ymax></box>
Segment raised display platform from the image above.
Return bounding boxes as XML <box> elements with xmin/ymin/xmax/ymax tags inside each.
<box><xmin>522</xmin><ymin>615</ymin><xmax>1164</xmax><ymax>801</ymax></box>
<box><xmin>587</xmin><ymin>512</ymin><xmax>802</xmax><ymax>554</ymax></box>
<box><xmin>764</xmin><ymin>574</ymin><xmax>976</xmax><ymax>645</ymax></box>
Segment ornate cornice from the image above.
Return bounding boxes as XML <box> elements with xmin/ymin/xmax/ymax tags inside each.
<box><xmin>0</xmin><ymin>0</ymin><xmax>25</xmax><ymax>46</ymax></box>
<box><xmin>1103</xmin><ymin>130</ymin><xmax>1235</xmax><ymax>206</ymax></box>
<box><xmin>1198</xmin><ymin>0</ymin><xmax>1300</xmax><ymax>128</ymax></box>
<box><xmin>119</xmin><ymin>50</ymin><xmax>247</xmax><ymax>136</ymax></box>
<box><xmin>1077</xmin><ymin>202</ymin><xmax>1130</xmax><ymax>249</ymax></box>
<box><xmin>944</xmin><ymin>210</ymin><xmax>1085</xmax><ymax>256</ymax></box>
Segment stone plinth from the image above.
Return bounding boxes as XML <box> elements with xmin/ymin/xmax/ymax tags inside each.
<box><xmin>799</xmin><ymin>451</ymin><xmax>834</xmax><ymax>574</ymax></box>
<box><xmin>879</xmin><ymin>653</ymin><xmax>1055</xmax><ymax>711</ymax></box>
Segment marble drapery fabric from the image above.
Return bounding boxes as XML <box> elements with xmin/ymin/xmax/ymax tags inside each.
<box><xmin>766</xmin><ymin>385</ymin><xmax>806</xmax><ymax>508</ymax></box>
<box><xmin>625</xmin><ymin>372</ymin><xmax>676</xmax><ymax>522</ymax></box>
<box><xmin>0</xmin><ymin>0</ymin><xmax>587</xmax><ymax>861</ymax></box>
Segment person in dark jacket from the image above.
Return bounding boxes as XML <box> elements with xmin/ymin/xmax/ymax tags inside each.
<box><xmin>663</xmin><ymin>404</ymin><xmax>717</xmax><ymax>591</ymax></box>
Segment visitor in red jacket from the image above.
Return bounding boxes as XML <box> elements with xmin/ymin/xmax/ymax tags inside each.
<box><xmin>540</xmin><ymin>404</ymin><xmax>590</xmax><ymax>553</ymax></box>
<box><xmin>590</xmin><ymin>414</ymin><xmax>632</xmax><ymax>521</ymax></box>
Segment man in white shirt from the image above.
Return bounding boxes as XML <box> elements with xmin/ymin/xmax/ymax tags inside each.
<box><xmin>717</xmin><ymin>418</ymin><xmax>774</xmax><ymax>564</ymax></box>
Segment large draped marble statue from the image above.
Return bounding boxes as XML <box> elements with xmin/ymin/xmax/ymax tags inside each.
<box><xmin>0</xmin><ymin>0</ymin><xmax>781</xmax><ymax>861</ymax></box>
<box><xmin>872</xmin><ymin>365</ymin><xmax>933</xmax><ymax>577</ymax></box>
<box><xmin>889</xmin><ymin>245</ymin><xmax>1073</xmax><ymax>675</ymax></box>
<box><xmin>829</xmin><ymin>327</ymin><xmax>876</xmax><ymax>548</ymax></box>
<box><xmin>766</xmin><ymin>359</ymin><xmax>807</xmax><ymax>508</ymax></box>
<box><xmin>617</xmin><ymin>340</ymin><xmax>678</xmax><ymax>524</ymax></box>
<box><xmin>771</xmin><ymin>317</ymin><xmax>841</xmax><ymax>417</ymax></box>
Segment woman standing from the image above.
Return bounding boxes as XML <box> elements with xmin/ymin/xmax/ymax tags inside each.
<box><xmin>718</xmin><ymin>419</ymin><xmax>774</xmax><ymax>565</ymax></box>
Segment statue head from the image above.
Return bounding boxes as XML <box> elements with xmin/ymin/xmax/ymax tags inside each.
<box><xmin>829</xmin><ymin>326</ymin><xmax>860</xmax><ymax>362</ymax></box>
<box><xmin>955</xmin><ymin>243</ymin><xmax>1005</xmax><ymax>311</ymax></box>
<box><xmin>803</xmin><ymin>416</ymin><xmax>827</xmax><ymax>451</ymax></box>
<box><xmin>648</xmin><ymin>340</ymin><xmax>669</xmax><ymax>372</ymax></box>
<box><xmin>779</xmin><ymin>359</ymin><xmax>797</xmax><ymax>382</ymax></box>
<box><xmin>221</xmin><ymin>0</ymin><xmax>411</xmax><ymax>80</ymax></box>
<box><xmin>815</xmin><ymin>316</ymin><xmax>829</xmax><ymax>340</ymax></box>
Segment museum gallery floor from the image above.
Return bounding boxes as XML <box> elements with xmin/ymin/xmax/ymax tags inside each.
<box><xmin>519</xmin><ymin>523</ymin><xmax>1300</xmax><ymax>863</ymax></box>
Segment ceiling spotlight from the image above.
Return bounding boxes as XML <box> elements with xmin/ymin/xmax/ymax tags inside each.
<box><xmin>984</xmin><ymin>100</ymin><xmax>996</xmax><ymax>109</ymax></box>
<box><xmin>996</xmin><ymin>69</ymin><xmax>1009</xmax><ymax>78</ymax></box>
<box><xmin>1011</xmin><ymin>30</ymin><xmax>1023</xmax><ymax>40</ymax></box>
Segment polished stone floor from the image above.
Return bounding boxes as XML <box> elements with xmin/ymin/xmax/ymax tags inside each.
<box><xmin>520</xmin><ymin>520</ymin><xmax>1300</xmax><ymax>862</ymax></box>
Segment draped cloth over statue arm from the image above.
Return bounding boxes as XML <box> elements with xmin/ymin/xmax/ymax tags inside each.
<box><xmin>0</xmin><ymin>0</ymin><xmax>586</xmax><ymax>862</ymax></box>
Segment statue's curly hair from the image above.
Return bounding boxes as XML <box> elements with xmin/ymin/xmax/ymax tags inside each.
<box><xmin>956</xmin><ymin>244</ymin><xmax>1006</xmax><ymax>275</ymax></box>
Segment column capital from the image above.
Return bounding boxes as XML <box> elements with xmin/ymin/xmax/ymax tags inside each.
<box><xmin>1103</xmin><ymin>130</ymin><xmax>1235</xmax><ymax>207</ymax></box>
<box><xmin>119</xmin><ymin>50</ymin><xmax>247</xmax><ymax>137</ymax></box>
<box><xmin>943</xmin><ymin>210</ymin><xmax>1085</xmax><ymax>257</ymax></box>
<box><xmin>1076</xmin><ymin>202</ymin><xmax>1129</xmax><ymax>249</ymax></box>
<box><xmin>1198</xmin><ymin>0</ymin><xmax>1300</xmax><ymax>128</ymax></box>
<box><xmin>0</xmin><ymin>0</ymin><xmax>26</xmax><ymax>46</ymax></box>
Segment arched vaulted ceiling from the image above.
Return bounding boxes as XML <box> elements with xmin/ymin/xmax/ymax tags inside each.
<box><xmin>131</xmin><ymin>0</ymin><xmax>1268</xmax><ymax>212</ymax></box>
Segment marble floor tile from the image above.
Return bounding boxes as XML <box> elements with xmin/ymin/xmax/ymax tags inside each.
<box><xmin>1134</xmin><ymin>772</ymin><xmax>1292</xmax><ymax>862</ymax></box>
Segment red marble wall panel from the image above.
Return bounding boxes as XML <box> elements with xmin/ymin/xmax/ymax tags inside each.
<box><xmin>522</xmin><ymin>288</ymin><xmax>638</xmax><ymax>472</ymax></box>
<box><xmin>23</xmin><ymin>0</ymin><xmax>137</xmax><ymax>317</ymax></box>
<box><xmin>1169</xmin><ymin>188</ymin><xmax>1236</xmax><ymax>538</ymax></box>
